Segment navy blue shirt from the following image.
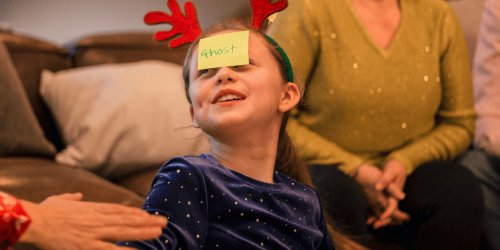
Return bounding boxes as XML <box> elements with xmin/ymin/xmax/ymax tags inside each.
<box><xmin>117</xmin><ymin>154</ymin><xmax>335</xmax><ymax>249</ymax></box>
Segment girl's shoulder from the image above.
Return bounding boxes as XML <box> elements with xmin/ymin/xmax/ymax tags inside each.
<box><xmin>160</xmin><ymin>154</ymin><xmax>214</xmax><ymax>171</ymax></box>
<box><xmin>275</xmin><ymin>172</ymin><xmax>321</xmax><ymax>199</ymax></box>
<box><xmin>153</xmin><ymin>154</ymin><xmax>214</xmax><ymax>183</ymax></box>
<box><xmin>154</xmin><ymin>154</ymin><xmax>229</xmax><ymax>184</ymax></box>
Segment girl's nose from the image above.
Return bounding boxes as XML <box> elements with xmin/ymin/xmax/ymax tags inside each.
<box><xmin>215</xmin><ymin>67</ymin><xmax>237</xmax><ymax>85</ymax></box>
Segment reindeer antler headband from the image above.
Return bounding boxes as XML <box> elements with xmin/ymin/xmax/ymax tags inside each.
<box><xmin>144</xmin><ymin>0</ymin><xmax>294</xmax><ymax>82</ymax></box>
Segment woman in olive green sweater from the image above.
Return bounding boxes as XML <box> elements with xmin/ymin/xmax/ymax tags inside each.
<box><xmin>268</xmin><ymin>0</ymin><xmax>483</xmax><ymax>248</ymax></box>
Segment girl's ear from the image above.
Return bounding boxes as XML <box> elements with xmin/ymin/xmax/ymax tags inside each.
<box><xmin>278</xmin><ymin>82</ymin><xmax>300</xmax><ymax>112</ymax></box>
<box><xmin>189</xmin><ymin>105</ymin><xmax>200</xmax><ymax>128</ymax></box>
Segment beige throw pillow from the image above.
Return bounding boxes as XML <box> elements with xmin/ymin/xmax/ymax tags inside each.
<box><xmin>40</xmin><ymin>60</ymin><xmax>209</xmax><ymax>179</ymax></box>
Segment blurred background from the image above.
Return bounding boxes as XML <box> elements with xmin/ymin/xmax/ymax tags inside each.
<box><xmin>0</xmin><ymin>0</ymin><xmax>486</xmax><ymax>63</ymax></box>
<box><xmin>0</xmin><ymin>0</ymin><xmax>251</xmax><ymax>46</ymax></box>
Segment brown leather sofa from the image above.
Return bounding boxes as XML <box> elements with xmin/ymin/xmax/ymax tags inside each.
<box><xmin>1</xmin><ymin>32</ymin><xmax>188</xmax><ymax>250</ymax></box>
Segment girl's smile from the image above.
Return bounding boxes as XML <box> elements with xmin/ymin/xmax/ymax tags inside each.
<box><xmin>211</xmin><ymin>88</ymin><xmax>246</xmax><ymax>105</ymax></box>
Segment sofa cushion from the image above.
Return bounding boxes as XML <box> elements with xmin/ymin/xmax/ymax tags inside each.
<box><xmin>115</xmin><ymin>168</ymin><xmax>159</xmax><ymax>197</ymax></box>
<box><xmin>40</xmin><ymin>60</ymin><xmax>210</xmax><ymax>179</ymax></box>
<box><xmin>0</xmin><ymin>42</ymin><xmax>56</xmax><ymax>157</ymax></box>
<box><xmin>1</xmin><ymin>34</ymin><xmax>72</xmax><ymax>151</ymax></box>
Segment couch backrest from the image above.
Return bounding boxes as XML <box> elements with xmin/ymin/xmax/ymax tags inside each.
<box><xmin>72</xmin><ymin>33</ymin><xmax>188</xmax><ymax>67</ymax></box>
<box><xmin>2</xmin><ymin>33</ymin><xmax>189</xmax><ymax>152</ymax></box>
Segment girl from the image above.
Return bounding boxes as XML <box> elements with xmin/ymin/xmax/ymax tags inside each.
<box><xmin>117</xmin><ymin>20</ymin><xmax>363</xmax><ymax>250</ymax></box>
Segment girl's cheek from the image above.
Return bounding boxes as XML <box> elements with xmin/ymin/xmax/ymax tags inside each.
<box><xmin>189</xmin><ymin>88</ymin><xmax>204</xmax><ymax>107</ymax></box>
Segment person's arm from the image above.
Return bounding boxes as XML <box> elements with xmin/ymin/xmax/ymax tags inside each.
<box><xmin>116</xmin><ymin>158</ymin><xmax>208</xmax><ymax>250</ymax></box>
<box><xmin>373</xmin><ymin>6</ymin><xmax>475</xmax><ymax>228</ymax></box>
<box><xmin>382</xmin><ymin>6</ymin><xmax>476</xmax><ymax>174</ymax></box>
<box><xmin>268</xmin><ymin>0</ymin><xmax>364</xmax><ymax>174</ymax></box>
<box><xmin>17</xmin><ymin>193</ymin><xmax>167</xmax><ymax>250</ymax></box>
<box><xmin>473</xmin><ymin>0</ymin><xmax>500</xmax><ymax>157</ymax></box>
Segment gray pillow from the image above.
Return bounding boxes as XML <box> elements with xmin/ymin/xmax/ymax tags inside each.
<box><xmin>0</xmin><ymin>41</ymin><xmax>56</xmax><ymax>157</ymax></box>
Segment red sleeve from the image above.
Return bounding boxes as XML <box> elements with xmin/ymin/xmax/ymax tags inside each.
<box><xmin>0</xmin><ymin>192</ymin><xmax>31</xmax><ymax>250</ymax></box>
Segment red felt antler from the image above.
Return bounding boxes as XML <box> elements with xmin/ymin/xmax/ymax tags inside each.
<box><xmin>144</xmin><ymin>0</ymin><xmax>202</xmax><ymax>48</ymax></box>
<box><xmin>249</xmin><ymin>0</ymin><xmax>288</xmax><ymax>30</ymax></box>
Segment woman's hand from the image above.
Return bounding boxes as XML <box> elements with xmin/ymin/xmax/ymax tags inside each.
<box><xmin>376</xmin><ymin>159</ymin><xmax>407</xmax><ymax>200</ymax></box>
<box><xmin>19</xmin><ymin>193</ymin><xmax>167</xmax><ymax>250</ymax></box>
<box><xmin>371</xmin><ymin>159</ymin><xmax>411</xmax><ymax>229</ymax></box>
<box><xmin>351</xmin><ymin>164</ymin><xmax>389</xmax><ymax>225</ymax></box>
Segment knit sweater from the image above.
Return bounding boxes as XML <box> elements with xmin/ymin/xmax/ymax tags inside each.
<box><xmin>268</xmin><ymin>0</ymin><xmax>476</xmax><ymax>174</ymax></box>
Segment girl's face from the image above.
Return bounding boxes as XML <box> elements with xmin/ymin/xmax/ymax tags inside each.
<box><xmin>188</xmin><ymin>31</ymin><xmax>297</xmax><ymax>136</ymax></box>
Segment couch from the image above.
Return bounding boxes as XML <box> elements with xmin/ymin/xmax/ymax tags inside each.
<box><xmin>0</xmin><ymin>31</ymin><xmax>196</xmax><ymax>250</ymax></box>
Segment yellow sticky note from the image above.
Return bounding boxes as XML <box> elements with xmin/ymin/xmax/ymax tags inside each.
<box><xmin>198</xmin><ymin>30</ymin><xmax>249</xmax><ymax>70</ymax></box>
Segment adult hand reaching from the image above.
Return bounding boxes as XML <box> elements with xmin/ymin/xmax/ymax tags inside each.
<box><xmin>19</xmin><ymin>193</ymin><xmax>167</xmax><ymax>250</ymax></box>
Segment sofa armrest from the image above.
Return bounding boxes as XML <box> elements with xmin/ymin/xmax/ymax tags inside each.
<box><xmin>1</xmin><ymin>34</ymin><xmax>72</xmax><ymax>151</ymax></box>
<box><xmin>0</xmin><ymin>157</ymin><xmax>145</xmax><ymax>207</ymax></box>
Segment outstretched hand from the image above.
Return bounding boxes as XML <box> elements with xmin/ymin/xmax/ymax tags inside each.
<box><xmin>20</xmin><ymin>193</ymin><xmax>167</xmax><ymax>250</ymax></box>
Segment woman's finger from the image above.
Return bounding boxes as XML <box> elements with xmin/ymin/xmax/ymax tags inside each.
<box><xmin>99</xmin><ymin>213</ymin><xmax>168</xmax><ymax>228</ymax></box>
<box><xmin>392</xmin><ymin>209</ymin><xmax>411</xmax><ymax>222</ymax></box>
<box><xmin>378</xmin><ymin>197</ymin><xmax>398</xmax><ymax>221</ymax></box>
<box><xmin>41</xmin><ymin>193</ymin><xmax>84</xmax><ymax>205</ymax></box>
<box><xmin>95</xmin><ymin>225</ymin><xmax>163</xmax><ymax>241</ymax></box>
<box><xmin>56</xmin><ymin>193</ymin><xmax>84</xmax><ymax>201</ymax></box>
<box><xmin>375</xmin><ymin>172</ymin><xmax>394</xmax><ymax>191</ymax></box>
<box><xmin>385</xmin><ymin>183</ymin><xmax>406</xmax><ymax>200</ymax></box>
<box><xmin>373</xmin><ymin>217</ymin><xmax>392</xmax><ymax>229</ymax></box>
<box><xmin>90</xmin><ymin>203</ymin><xmax>153</xmax><ymax>217</ymax></box>
<box><xmin>367</xmin><ymin>216</ymin><xmax>377</xmax><ymax>225</ymax></box>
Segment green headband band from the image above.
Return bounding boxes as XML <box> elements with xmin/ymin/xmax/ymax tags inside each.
<box><xmin>265</xmin><ymin>35</ymin><xmax>294</xmax><ymax>83</ymax></box>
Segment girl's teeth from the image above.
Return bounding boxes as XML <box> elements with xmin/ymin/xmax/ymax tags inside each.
<box><xmin>217</xmin><ymin>94</ymin><xmax>242</xmax><ymax>102</ymax></box>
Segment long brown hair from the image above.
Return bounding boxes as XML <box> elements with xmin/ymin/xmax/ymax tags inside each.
<box><xmin>182</xmin><ymin>19</ymin><xmax>366</xmax><ymax>250</ymax></box>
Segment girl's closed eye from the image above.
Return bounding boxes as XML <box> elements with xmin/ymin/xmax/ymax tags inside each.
<box><xmin>198</xmin><ymin>68</ymin><xmax>215</xmax><ymax>77</ymax></box>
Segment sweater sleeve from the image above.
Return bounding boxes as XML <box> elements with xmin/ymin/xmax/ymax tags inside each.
<box><xmin>268</xmin><ymin>0</ymin><xmax>364</xmax><ymax>173</ymax></box>
<box><xmin>116</xmin><ymin>158</ymin><xmax>208</xmax><ymax>249</ymax></box>
<box><xmin>473</xmin><ymin>0</ymin><xmax>500</xmax><ymax>157</ymax></box>
<box><xmin>384</xmin><ymin>6</ymin><xmax>476</xmax><ymax>174</ymax></box>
